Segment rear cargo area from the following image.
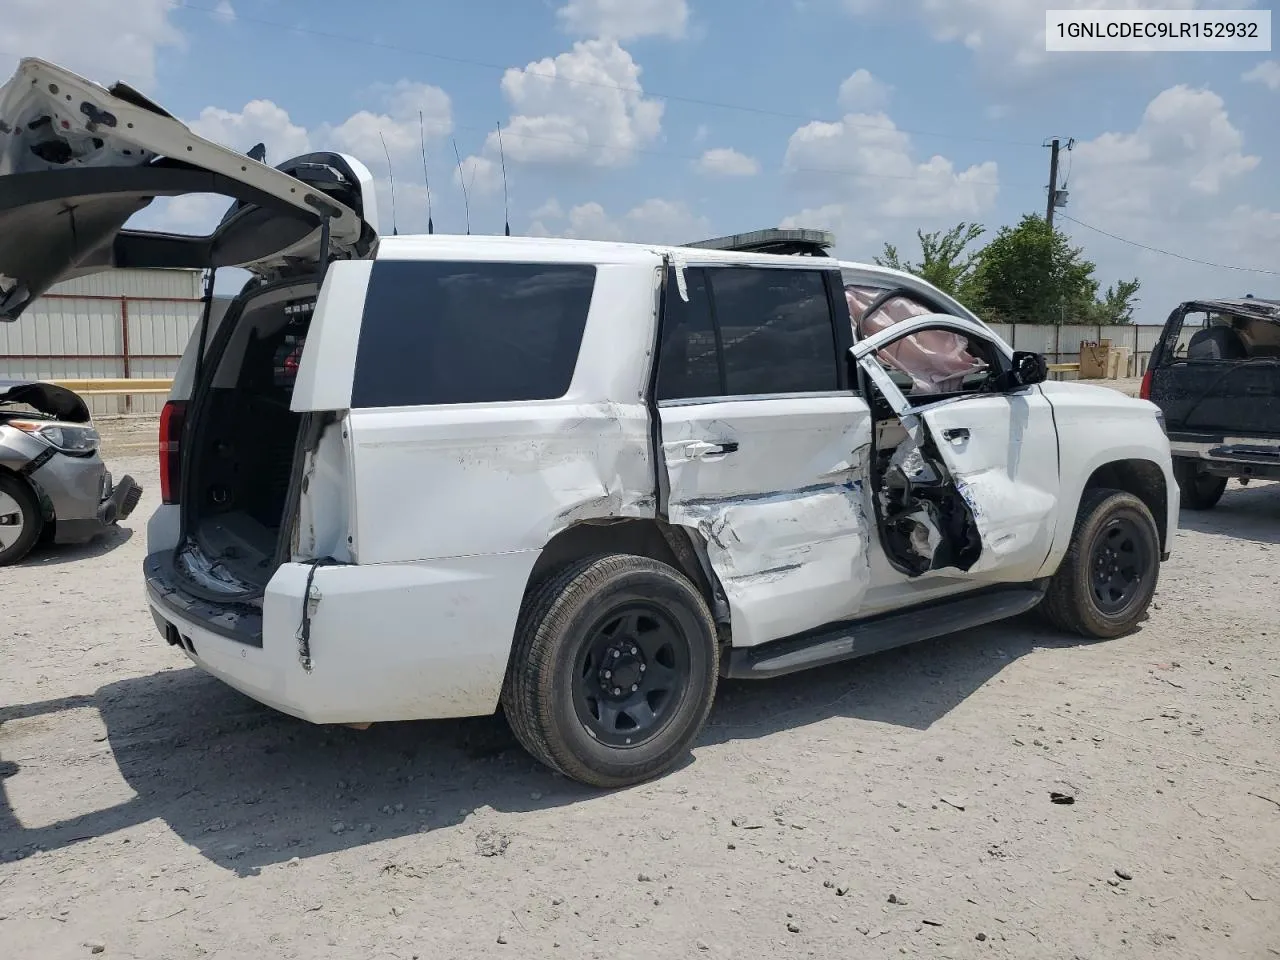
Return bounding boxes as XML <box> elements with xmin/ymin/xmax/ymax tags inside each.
<box><xmin>172</xmin><ymin>283</ymin><xmax>317</xmax><ymax>597</ymax></box>
<box><xmin>1152</xmin><ymin>303</ymin><xmax>1280</xmax><ymax>438</ymax></box>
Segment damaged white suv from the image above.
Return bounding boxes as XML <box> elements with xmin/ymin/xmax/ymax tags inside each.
<box><xmin>2</xmin><ymin>60</ymin><xmax>1177</xmax><ymax>788</ymax></box>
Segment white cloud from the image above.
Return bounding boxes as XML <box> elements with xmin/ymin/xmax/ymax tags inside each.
<box><xmin>140</xmin><ymin>83</ymin><xmax>452</xmax><ymax>237</ymax></box>
<box><xmin>454</xmin><ymin>154</ymin><xmax>504</xmax><ymax>198</ymax></box>
<box><xmin>1071</xmin><ymin>85</ymin><xmax>1258</xmax><ymax>219</ymax></box>
<box><xmin>531</xmin><ymin>198</ymin><xmax>565</xmax><ymax>220</ymax></box>
<box><xmin>530</xmin><ymin>197</ymin><xmax>709</xmax><ymax>244</ymax></box>
<box><xmin>1243</xmin><ymin>60</ymin><xmax>1280</xmax><ymax>91</ymax></box>
<box><xmin>842</xmin><ymin>0</ymin><xmax>1258</xmax><ymax>71</ymax></box>
<box><xmin>784</xmin><ymin>111</ymin><xmax>999</xmax><ymax>219</ymax></box>
<box><xmin>213</xmin><ymin>1</ymin><xmax>236</xmax><ymax>24</ymax></box>
<box><xmin>0</xmin><ymin>0</ymin><xmax>182</xmax><ymax>88</ymax></box>
<box><xmin>697</xmin><ymin>147</ymin><xmax>761</xmax><ymax>177</ymax></box>
<box><xmin>190</xmin><ymin>100</ymin><xmax>313</xmax><ymax>164</ymax></box>
<box><xmin>838</xmin><ymin>69</ymin><xmax>890</xmax><ymax>111</ymax></box>
<box><xmin>320</xmin><ymin>81</ymin><xmax>453</xmax><ymax>173</ymax></box>
<box><xmin>484</xmin><ymin>40</ymin><xmax>664</xmax><ymax>168</ymax></box>
<box><xmin>1063</xmin><ymin>84</ymin><xmax>1278</xmax><ymax>321</ymax></box>
<box><xmin>556</xmin><ymin>0</ymin><xmax>689</xmax><ymax>40</ymax></box>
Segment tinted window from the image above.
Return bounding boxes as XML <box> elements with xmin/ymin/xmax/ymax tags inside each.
<box><xmin>351</xmin><ymin>260</ymin><xmax>595</xmax><ymax>407</ymax></box>
<box><xmin>656</xmin><ymin>269</ymin><xmax>722</xmax><ymax>400</ymax></box>
<box><xmin>708</xmin><ymin>268</ymin><xmax>839</xmax><ymax>395</ymax></box>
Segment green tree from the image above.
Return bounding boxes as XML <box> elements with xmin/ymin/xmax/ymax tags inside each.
<box><xmin>1090</xmin><ymin>278</ymin><xmax>1141</xmax><ymax>325</ymax></box>
<box><xmin>964</xmin><ymin>214</ymin><xmax>1110</xmax><ymax>324</ymax></box>
<box><xmin>875</xmin><ymin>222</ymin><xmax>985</xmax><ymax>299</ymax></box>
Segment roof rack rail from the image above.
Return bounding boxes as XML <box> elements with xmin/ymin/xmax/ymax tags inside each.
<box><xmin>683</xmin><ymin>227</ymin><xmax>835</xmax><ymax>257</ymax></box>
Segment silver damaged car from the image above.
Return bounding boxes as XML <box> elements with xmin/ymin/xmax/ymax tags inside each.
<box><xmin>0</xmin><ymin>379</ymin><xmax>141</xmax><ymax>565</ymax></box>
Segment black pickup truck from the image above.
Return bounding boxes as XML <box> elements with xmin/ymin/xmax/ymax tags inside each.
<box><xmin>1142</xmin><ymin>297</ymin><xmax>1280</xmax><ymax>510</ymax></box>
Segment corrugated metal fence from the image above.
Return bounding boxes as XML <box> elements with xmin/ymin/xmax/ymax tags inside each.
<box><xmin>987</xmin><ymin>323</ymin><xmax>1164</xmax><ymax>377</ymax></box>
<box><xmin>0</xmin><ymin>269</ymin><xmax>204</xmax><ymax>417</ymax></box>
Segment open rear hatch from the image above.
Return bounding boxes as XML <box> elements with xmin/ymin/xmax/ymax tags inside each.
<box><xmin>1</xmin><ymin>57</ymin><xmax>379</xmax><ymax>613</ymax></box>
<box><xmin>0</xmin><ymin>56</ymin><xmax>378</xmax><ymax>320</ymax></box>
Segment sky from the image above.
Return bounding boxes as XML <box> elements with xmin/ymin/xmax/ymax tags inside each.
<box><xmin>2</xmin><ymin>0</ymin><xmax>1278</xmax><ymax>324</ymax></box>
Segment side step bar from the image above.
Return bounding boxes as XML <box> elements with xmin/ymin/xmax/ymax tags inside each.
<box><xmin>722</xmin><ymin>580</ymin><xmax>1049</xmax><ymax>680</ymax></box>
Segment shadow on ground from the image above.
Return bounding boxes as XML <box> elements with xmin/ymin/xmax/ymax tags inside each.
<box><xmin>1176</xmin><ymin>480</ymin><xmax>1280</xmax><ymax>545</ymax></box>
<box><xmin>3</xmin><ymin>481</ymin><xmax>1274</xmax><ymax>877</ymax></box>
<box><xmin>20</xmin><ymin>524</ymin><xmax>134</xmax><ymax>567</ymax></box>
<box><xmin>0</xmin><ymin>615</ymin><xmax>1086</xmax><ymax>877</ymax></box>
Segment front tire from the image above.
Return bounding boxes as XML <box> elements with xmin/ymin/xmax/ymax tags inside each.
<box><xmin>1041</xmin><ymin>489</ymin><xmax>1161</xmax><ymax>640</ymax></box>
<box><xmin>501</xmin><ymin>554</ymin><xmax>719</xmax><ymax>789</ymax></box>
<box><xmin>1173</xmin><ymin>458</ymin><xmax>1227</xmax><ymax>511</ymax></box>
<box><xmin>0</xmin><ymin>473</ymin><xmax>43</xmax><ymax>567</ymax></box>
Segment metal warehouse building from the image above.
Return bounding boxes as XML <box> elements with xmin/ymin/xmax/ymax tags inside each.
<box><xmin>0</xmin><ymin>268</ymin><xmax>207</xmax><ymax>417</ymax></box>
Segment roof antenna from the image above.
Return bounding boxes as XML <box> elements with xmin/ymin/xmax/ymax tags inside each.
<box><xmin>419</xmin><ymin>111</ymin><xmax>434</xmax><ymax>235</ymax></box>
<box><xmin>247</xmin><ymin>142</ymin><xmax>267</xmax><ymax>164</ymax></box>
<box><xmin>496</xmin><ymin>121</ymin><xmax>510</xmax><ymax>237</ymax></box>
<box><xmin>452</xmin><ymin>137</ymin><xmax>471</xmax><ymax>236</ymax></box>
<box><xmin>379</xmin><ymin>130</ymin><xmax>398</xmax><ymax>236</ymax></box>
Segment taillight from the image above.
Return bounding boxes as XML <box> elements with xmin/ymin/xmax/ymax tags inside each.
<box><xmin>1139</xmin><ymin>369</ymin><xmax>1153</xmax><ymax>400</ymax></box>
<box><xmin>159</xmin><ymin>400</ymin><xmax>186</xmax><ymax>505</ymax></box>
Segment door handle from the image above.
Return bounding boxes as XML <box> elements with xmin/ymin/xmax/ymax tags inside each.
<box><xmin>673</xmin><ymin>440</ymin><xmax>739</xmax><ymax>461</ymax></box>
<box><xmin>941</xmin><ymin>428</ymin><xmax>970</xmax><ymax>443</ymax></box>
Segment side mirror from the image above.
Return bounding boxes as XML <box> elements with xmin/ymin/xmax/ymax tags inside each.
<box><xmin>1007</xmin><ymin>350</ymin><xmax>1048</xmax><ymax>388</ymax></box>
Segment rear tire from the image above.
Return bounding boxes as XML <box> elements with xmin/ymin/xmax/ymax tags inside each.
<box><xmin>501</xmin><ymin>554</ymin><xmax>719</xmax><ymax>789</ymax></box>
<box><xmin>1173</xmin><ymin>458</ymin><xmax>1227</xmax><ymax>511</ymax></box>
<box><xmin>1041</xmin><ymin>489</ymin><xmax>1160</xmax><ymax>640</ymax></box>
<box><xmin>0</xmin><ymin>473</ymin><xmax>43</xmax><ymax>567</ymax></box>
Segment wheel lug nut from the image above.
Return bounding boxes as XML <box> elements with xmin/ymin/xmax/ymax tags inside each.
<box><xmin>604</xmin><ymin>670</ymin><xmax>612</xmax><ymax>679</ymax></box>
<box><xmin>612</xmin><ymin>688</ymin><xmax>621</xmax><ymax>696</ymax></box>
<box><xmin>612</xmin><ymin>650</ymin><xmax>621</xmax><ymax>659</ymax></box>
<box><xmin>630</xmin><ymin>647</ymin><xmax>638</xmax><ymax>655</ymax></box>
<box><xmin>631</xmin><ymin>684</ymin><xmax>639</xmax><ymax>692</ymax></box>
<box><xmin>639</xmin><ymin>664</ymin><xmax>646</xmax><ymax>672</ymax></box>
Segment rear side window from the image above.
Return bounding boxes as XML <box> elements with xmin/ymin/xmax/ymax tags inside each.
<box><xmin>656</xmin><ymin>266</ymin><xmax>841</xmax><ymax>401</ymax></box>
<box><xmin>351</xmin><ymin>260</ymin><xmax>596</xmax><ymax>407</ymax></box>
<box><xmin>709</xmin><ymin>268</ymin><xmax>839</xmax><ymax>395</ymax></box>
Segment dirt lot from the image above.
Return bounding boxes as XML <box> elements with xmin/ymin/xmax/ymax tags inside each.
<box><xmin>2</xmin><ymin>413</ymin><xmax>1278</xmax><ymax>960</ymax></box>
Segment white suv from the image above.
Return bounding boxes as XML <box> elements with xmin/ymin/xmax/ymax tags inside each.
<box><xmin>2</xmin><ymin>60</ymin><xmax>1177</xmax><ymax>788</ymax></box>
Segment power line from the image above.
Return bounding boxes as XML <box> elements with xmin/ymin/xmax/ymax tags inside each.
<box><xmin>1060</xmin><ymin>214</ymin><xmax>1280</xmax><ymax>277</ymax></box>
<box><xmin>158</xmin><ymin>1</ymin><xmax>1042</xmax><ymax>150</ymax></box>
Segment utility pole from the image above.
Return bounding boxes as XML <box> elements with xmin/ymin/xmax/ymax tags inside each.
<box><xmin>1043</xmin><ymin>137</ymin><xmax>1074</xmax><ymax>229</ymax></box>
<box><xmin>1045</xmin><ymin>138</ymin><xmax>1061</xmax><ymax>228</ymax></box>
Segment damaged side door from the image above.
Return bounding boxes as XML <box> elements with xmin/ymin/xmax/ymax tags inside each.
<box><xmin>655</xmin><ymin>263</ymin><xmax>874</xmax><ymax>649</ymax></box>
<box><xmin>852</xmin><ymin>314</ymin><xmax>1061</xmax><ymax>584</ymax></box>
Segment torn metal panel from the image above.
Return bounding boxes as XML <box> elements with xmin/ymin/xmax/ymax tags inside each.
<box><xmin>293</xmin><ymin>418</ymin><xmax>353</xmax><ymax>564</ymax></box>
<box><xmin>918</xmin><ymin>394</ymin><xmax>1062</xmax><ymax>582</ymax></box>
<box><xmin>657</xmin><ymin>394</ymin><xmax>875</xmax><ymax>648</ymax></box>
<box><xmin>668</xmin><ymin>481</ymin><xmax>872</xmax><ymax>649</ymax></box>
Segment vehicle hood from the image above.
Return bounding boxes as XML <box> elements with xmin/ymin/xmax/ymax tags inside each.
<box><xmin>1037</xmin><ymin>379</ymin><xmax>1158</xmax><ymax>412</ymax></box>
<box><xmin>0</xmin><ymin>58</ymin><xmax>378</xmax><ymax>321</ymax></box>
<box><xmin>0</xmin><ymin>379</ymin><xmax>91</xmax><ymax>422</ymax></box>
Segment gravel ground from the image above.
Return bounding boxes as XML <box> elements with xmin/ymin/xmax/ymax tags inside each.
<box><xmin>1</xmin><ymin>412</ymin><xmax>1278</xmax><ymax>960</ymax></box>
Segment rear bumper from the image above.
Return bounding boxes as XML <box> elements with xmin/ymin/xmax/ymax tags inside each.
<box><xmin>143</xmin><ymin>549</ymin><xmax>537</xmax><ymax>725</ymax></box>
<box><xmin>1169</xmin><ymin>433</ymin><xmax>1280</xmax><ymax>480</ymax></box>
